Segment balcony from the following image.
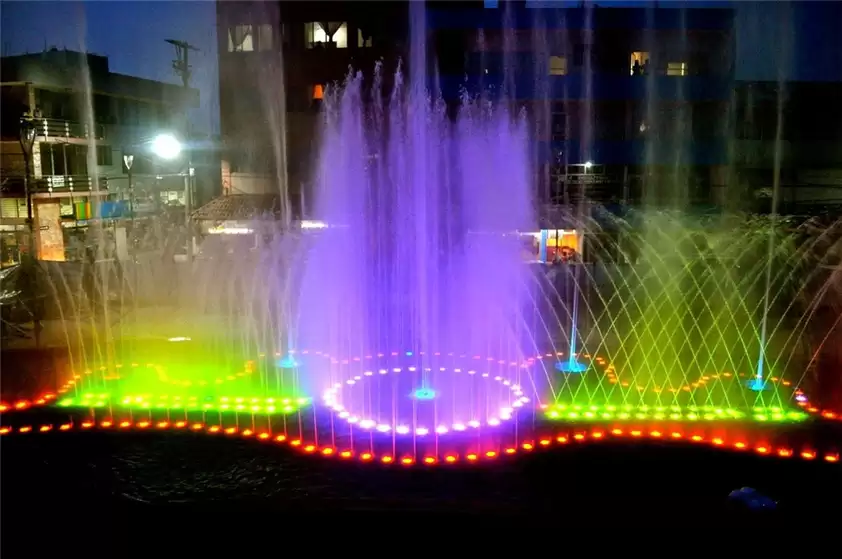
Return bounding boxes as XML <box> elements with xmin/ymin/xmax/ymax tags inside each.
<box><xmin>32</xmin><ymin>118</ymin><xmax>104</xmax><ymax>141</ymax></box>
<box><xmin>0</xmin><ymin>173</ymin><xmax>109</xmax><ymax>196</ymax></box>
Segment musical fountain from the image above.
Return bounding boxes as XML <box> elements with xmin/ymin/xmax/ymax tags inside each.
<box><xmin>2</xmin><ymin>3</ymin><xmax>841</xmax><ymax>471</ymax></box>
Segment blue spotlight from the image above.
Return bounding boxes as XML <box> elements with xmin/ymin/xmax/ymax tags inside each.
<box><xmin>413</xmin><ymin>388</ymin><xmax>437</xmax><ymax>400</ymax></box>
<box><xmin>555</xmin><ymin>360</ymin><xmax>588</xmax><ymax>374</ymax></box>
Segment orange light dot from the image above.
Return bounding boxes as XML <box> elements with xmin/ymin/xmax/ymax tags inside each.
<box><xmin>322</xmin><ymin>447</ymin><xmax>335</xmax><ymax>456</ymax></box>
<box><xmin>734</xmin><ymin>442</ymin><xmax>747</xmax><ymax>449</ymax></box>
<box><xmin>592</xmin><ymin>432</ymin><xmax>604</xmax><ymax>439</ymax></box>
<box><xmin>157</xmin><ymin>421</ymin><xmax>169</xmax><ymax>428</ymax></box>
<box><xmin>485</xmin><ymin>451</ymin><xmax>497</xmax><ymax>458</ymax></box>
<box><xmin>192</xmin><ymin>423</ymin><xmax>204</xmax><ymax>431</ymax></box>
<box><xmin>81</xmin><ymin>422</ymin><xmax>94</xmax><ymax>428</ymax></box>
<box><xmin>59</xmin><ymin>424</ymin><xmax>72</xmax><ymax>431</ymax></box>
<box><xmin>824</xmin><ymin>454</ymin><xmax>839</xmax><ymax>463</ymax></box>
<box><xmin>631</xmin><ymin>430</ymin><xmax>642</xmax><ymax>437</ymax></box>
<box><xmin>539</xmin><ymin>439</ymin><xmax>551</xmax><ymax>446</ymax></box>
<box><xmin>137</xmin><ymin>421</ymin><xmax>150</xmax><ymax>428</ymax></box>
<box><xmin>712</xmin><ymin>438</ymin><xmax>724</xmax><ymax>445</ymax></box>
<box><xmin>208</xmin><ymin>426</ymin><xmax>221</xmax><ymax>433</ymax></box>
<box><xmin>504</xmin><ymin>447</ymin><xmax>516</xmax><ymax>454</ymax></box>
<box><xmin>303</xmin><ymin>445</ymin><xmax>316</xmax><ymax>453</ymax></box>
<box><xmin>445</xmin><ymin>455</ymin><xmax>457</xmax><ymax>463</ymax></box>
<box><xmin>224</xmin><ymin>427</ymin><xmax>237</xmax><ymax>434</ymax></box>
<box><xmin>522</xmin><ymin>443</ymin><xmax>534</xmax><ymax>450</ymax></box>
<box><xmin>174</xmin><ymin>421</ymin><xmax>186</xmax><ymax>428</ymax></box>
<box><xmin>0</xmin><ymin>427</ymin><xmax>10</xmax><ymax>435</ymax></box>
<box><xmin>361</xmin><ymin>453</ymin><xmax>373</xmax><ymax>461</ymax></box>
<box><xmin>19</xmin><ymin>426</ymin><xmax>32</xmax><ymax>433</ymax></box>
<box><xmin>119</xmin><ymin>421</ymin><xmax>131</xmax><ymax>428</ymax></box>
<box><xmin>467</xmin><ymin>453</ymin><xmax>478</xmax><ymax>461</ymax></box>
<box><xmin>257</xmin><ymin>432</ymin><xmax>270</xmax><ymax>440</ymax></box>
<box><xmin>778</xmin><ymin>448</ymin><xmax>793</xmax><ymax>457</ymax></box>
<box><xmin>274</xmin><ymin>434</ymin><xmax>286</xmax><ymax>442</ymax></box>
<box><xmin>423</xmin><ymin>456</ymin><xmax>436</xmax><ymax>464</ymax></box>
<box><xmin>557</xmin><ymin>436</ymin><xmax>568</xmax><ymax>443</ymax></box>
<box><xmin>290</xmin><ymin>439</ymin><xmax>301</xmax><ymax>446</ymax></box>
<box><xmin>650</xmin><ymin>431</ymin><xmax>662</xmax><ymax>438</ymax></box>
<box><xmin>573</xmin><ymin>433</ymin><xmax>585</xmax><ymax>441</ymax></box>
<box><xmin>39</xmin><ymin>425</ymin><xmax>52</xmax><ymax>432</ymax></box>
<box><xmin>691</xmin><ymin>435</ymin><xmax>703</xmax><ymax>442</ymax></box>
<box><xmin>670</xmin><ymin>432</ymin><xmax>682</xmax><ymax>439</ymax></box>
<box><xmin>241</xmin><ymin>429</ymin><xmax>253</xmax><ymax>436</ymax></box>
<box><xmin>611</xmin><ymin>428</ymin><xmax>623</xmax><ymax>436</ymax></box>
<box><xmin>340</xmin><ymin>451</ymin><xmax>352</xmax><ymax>458</ymax></box>
<box><xmin>756</xmin><ymin>446</ymin><xmax>769</xmax><ymax>454</ymax></box>
<box><xmin>800</xmin><ymin>451</ymin><xmax>815</xmax><ymax>460</ymax></box>
<box><xmin>400</xmin><ymin>457</ymin><xmax>413</xmax><ymax>465</ymax></box>
<box><xmin>101</xmin><ymin>421</ymin><xmax>113</xmax><ymax>428</ymax></box>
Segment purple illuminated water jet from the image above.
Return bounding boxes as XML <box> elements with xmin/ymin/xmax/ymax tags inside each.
<box><xmin>295</xmin><ymin>8</ymin><xmax>535</xmax><ymax>433</ymax></box>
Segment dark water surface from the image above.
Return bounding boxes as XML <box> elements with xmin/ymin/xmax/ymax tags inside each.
<box><xmin>3</xmin><ymin>430</ymin><xmax>840</xmax><ymax>554</ymax></box>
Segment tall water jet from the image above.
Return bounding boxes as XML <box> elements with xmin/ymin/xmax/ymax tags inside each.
<box><xmin>294</xmin><ymin>0</ymin><xmax>535</xmax><ymax>438</ymax></box>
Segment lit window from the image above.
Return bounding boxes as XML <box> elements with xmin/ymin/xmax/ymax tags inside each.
<box><xmin>549</xmin><ymin>56</ymin><xmax>567</xmax><ymax>76</ymax></box>
<box><xmin>667</xmin><ymin>62</ymin><xmax>688</xmax><ymax>77</ymax></box>
<box><xmin>358</xmin><ymin>29</ymin><xmax>373</xmax><ymax>48</ymax></box>
<box><xmin>305</xmin><ymin>22</ymin><xmax>348</xmax><ymax>49</ymax></box>
<box><xmin>312</xmin><ymin>84</ymin><xmax>324</xmax><ymax>100</ymax></box>
<box><xmin>630</xmin><ymin>51</ymin><xmax>650</xmax><ymax>75</ymax></box>
<box><xmin>258</xmin><ymin>24</ymin><xmax>273</xmax><ymax>51</ymax></box>
<box><xmin>228</xmin><ymin>25</ymin><xmax>254</xmax><ymax>52</ymax></box>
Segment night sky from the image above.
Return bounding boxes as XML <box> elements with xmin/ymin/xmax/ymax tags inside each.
<box><xmin>2</xmin><ymin>1</ymin><xmax>840</xmax><ymax>135</ymax></box>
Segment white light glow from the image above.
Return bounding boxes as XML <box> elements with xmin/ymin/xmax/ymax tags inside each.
<box><xmin>151</xmin><ymin>134</ymin><xmax>182</xmax><ymax>160</ymax></box>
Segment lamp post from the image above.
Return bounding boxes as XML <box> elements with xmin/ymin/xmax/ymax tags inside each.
<box><xmin>18</xmin><ymin>115</ymin><xmax>37</xmax><ymax>258</ymax></box>
<box><xmin>147</xmin><ymin>133</ymin><xmax>191</xmax><ymax>263</ymax></box>
<box><xmin>18</xmin><ymin>113</ymin><xmax>41</xmax><ymax>345</ymax></box>
<box><xmin>123</xmin><ymin>153</ymin><xmax>135</xmax><ymax>230</ymax></box>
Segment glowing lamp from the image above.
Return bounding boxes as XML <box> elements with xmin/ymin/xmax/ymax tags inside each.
<box><xmin>413</xmin><ymin>388</ymin><xmax>437</xmax><ymax>401</ymax></box>
<box><xmin>150</xmin><ymin>133</ymin><xmax>182</xmax><ymax>160</ymax></box>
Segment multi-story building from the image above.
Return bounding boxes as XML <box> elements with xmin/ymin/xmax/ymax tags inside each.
<box><xmin>431</xmin><ymin>1</ymin><xmax>736</xmax><ymax>208</ymax></box>
<box><xmin>733</xmin><ymin>81</ymin><xmax>842</xmax><ymax>213</ymax></box>
<box><xmin>0</xmin><ymin>49</ymin><xmax>199</xmax><ymax>264</ymax></box>
<box><xmin>216</xmin><ymin>0</ymin><xmax>407</xmax><ymax>207</ymax></box>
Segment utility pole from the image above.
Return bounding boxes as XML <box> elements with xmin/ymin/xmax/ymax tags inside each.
<box><xmin>166</xmin><ymin>39</ymin><xmax>199</xmax><ymax>89</ymax></box>
<box><xmin>166</xmin><ymin>39</ymin><xmax>199</xmax><ymax>263</ymax></box>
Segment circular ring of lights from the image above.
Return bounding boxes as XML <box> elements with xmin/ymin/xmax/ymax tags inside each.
<box><xmin>322</xmin><ymin>362</ymin><xmax>530</xmax><ymax>436</ymax></box>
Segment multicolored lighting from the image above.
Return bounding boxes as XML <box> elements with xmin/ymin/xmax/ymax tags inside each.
<box><xmin>56</xmin><ymin>393</ymin><xmax>310</xmax><ymax>414</ymax></box>
<box><xmin>322</xmin><ymin>364</ymin><xmax>530</xmax><ymax>435</ymax></box>
<box><xmin>542</xmin><ymin>403</ymin><xmax>809</xmax><ymax>423</ymax></box>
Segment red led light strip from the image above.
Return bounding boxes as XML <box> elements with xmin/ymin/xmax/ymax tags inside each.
<box><xmin>0</xmin><ymin>419</ymin><xmax>837</xmax><ymax>466</ymax></box>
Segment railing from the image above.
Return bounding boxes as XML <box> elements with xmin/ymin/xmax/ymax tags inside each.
<box><xmin>32</xmin><ymin>118</ymin><xmax>104</xmax><ymax>141</ymax></box>
<box><xmin>0</xmin><ymin>174</ymin><xmax>109</xmax><ymax>194</ymax></box>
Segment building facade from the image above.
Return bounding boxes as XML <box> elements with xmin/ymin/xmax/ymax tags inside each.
<box><xmin>430</xmin><ymin>1</ymin><xmax>736</xmax><ymax>208</ymax></box>
<box><xmin>0</xmin><ymin>49</ymin><xmax>199</xmax><ymax>264</ymax></box>
<box><xmin>733</xmin><ymin>81</ymin><xmax>842</xmax><ymax>213</ymax></box>
<box><xmin>216</xmin><ymin>0</ymin><xmax>407</xmax><ymax>208</ymax></box>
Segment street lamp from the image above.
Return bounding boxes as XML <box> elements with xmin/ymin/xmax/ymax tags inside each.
<box><xmin>18</xmin><ymin>115</ymin><xmax>37</xmax><ymax>258</ymax></box>
<box><xmin>126</xmin><ymin>133</ymin><xmax>193</xmax><ymax>263</ymax></box>
<box><xmin>150</xmin><ymin>133</ymin><xmax>182</xmax><ymax>160</ymax></box>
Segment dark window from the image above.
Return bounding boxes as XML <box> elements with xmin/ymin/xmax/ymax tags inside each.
<box><xmin>96</xmin><ymin>145</ymin><xmax>112</xmax><ymax>166</ymax></box>
<box><xmin>40</xmin><ymin>143</ymin><xmax>88</xmax><ymax>176</ymax></box>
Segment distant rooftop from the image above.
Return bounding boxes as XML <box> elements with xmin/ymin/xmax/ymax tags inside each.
<box><xmin>0</xmin><ymin>49</ymin><xmax>198</xmax><ymax>107</ymax></box>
